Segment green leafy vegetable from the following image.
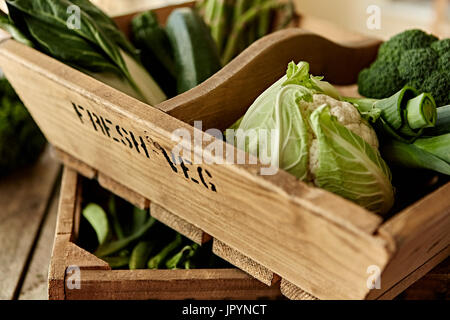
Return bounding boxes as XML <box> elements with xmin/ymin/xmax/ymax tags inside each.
<box><xmin>82</xmin><ymin>203</ymin><xmax>110</xmax><ymax>246</ymax></box>
<box><xmin>0</xmin><ymin>76</ymin><xmax>46</xmax><ymax>176</ymax></box>
<box><xmin>310</xmin><ymin>105</ymin><xmax>394</xmax><ymax>213</ymax></box>
<box><xmin>413</xmin><ymin>133</ymin><xmax>450</xmax><ymax>163</ymax></box>
<box><xmin>382</xmin><ymin>139</ymin><xmax>450</xmax><ymax>175</ymax></box>
<box><xmin>95</xmin><ymin>217</ymin><xmax>156</xmax><ymax>257</ymax></box>
<box><xmin>198</xmin><ymin>0</ymin><xmax>297</xmax><ymax>64</ymax></box>
<box><xmin>357</xmin><ymin>29</ymin><xmax>449</xmax><ymax>106</ymax></box>
<box><xmin>232</xmin><ymin>61</ymin><xmax>394</xmax><ymax>214</ymax></box>
<box><xmin>424</xmin><ymin>105</ymin><xmax>450</xmax><ymax>136</ymax></box>
<box><xmin>3</xmin><ymin>0</ymin><xmax>166</xmax><ymax>105</ymax></box>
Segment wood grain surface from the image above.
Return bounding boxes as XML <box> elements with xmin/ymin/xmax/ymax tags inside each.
<box><xmin>0</xmin><ymin>147</ymin><xmax>60</xmax><ymax>299</ymax></box>
<box><xmin>18</xmin><ymin>187</ymin><xmax>60</xmax><ymax>300</ymax></box>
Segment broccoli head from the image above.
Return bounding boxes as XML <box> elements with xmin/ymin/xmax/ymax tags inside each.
<box><xmin>358</xmin><ymin>60</ymin><xmax>405</xmax><ymax>99</ymax></box>
<box><xmin>431</xmin><ymin>38</ymin><xmax>450</xmax><ymax>56</ymax></box>
<box><xmin>358</xmin><ymin>29</ymin><xmax>449</xmax><ymax>107</ymax></box>
<box><xmin>0</xmin><ymin>77</ymin><xmax>46</xmax><ymax>176</ymax></box>
<box><xmin>378</xmin><ymin>29</ymin><xmax>438</xmax><ymax>58</ymax></box>
<box><xmin>398</xmin><ymin>48</ymin><xmax>438</xmax><ymax>81</ymax></box>
<box><xmin>422</xmin><ymin>70</ymin><xmax>450</xmax><ymax>107</ymax></box>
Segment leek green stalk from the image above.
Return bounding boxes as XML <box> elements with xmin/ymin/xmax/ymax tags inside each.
<box><xmin>344</xmin><ymin>86</ymin><xmax>437</xmax><ymax>142</ymax></box>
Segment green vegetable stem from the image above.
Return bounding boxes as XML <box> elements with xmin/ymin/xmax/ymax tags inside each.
<box><xmin>129</xmin><ymin>241</ymin><xmax>155</xmax><ymax>270</ymax></box>
<box><xmin>108</xmin><ymin>195</ymin><xmax>124</xmax><ymax>240</ymax></box>
<box><xmin>95</xmin><ymin>217</ymin><xmax>156</xmax><ymax>257</ymax></box>
<box><xmin>222</xmin><ymin>0</ymin><xmax>281</xmax><ymax>64</ymax></box>
<box><xmin>147</xmin><ymin>234</ymin><xmax>183</xmax><ymax>269</ymax></box>
<box><xmin>82</xmin><ymin>203</ymin><xmax>110</xmax><ymax>246</ymax></box>
<box><xmin>165</xmin><ymin>243</ymin><xmax>200</xmax><ymax>269</ymax></box>
<box><xmin>344</xmin><ymin>86</ymin><xmax>437</xmax><ymax>143</ymax></box>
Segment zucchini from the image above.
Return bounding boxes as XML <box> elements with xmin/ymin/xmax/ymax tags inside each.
<box><xmin>131</xmin><ymin>11</ymin><xmax>177</xmax><ymax>97</ymax></box>
<box><xmin>166</xmin><ymin>8</ymin><xmax>222</xmax><ymax>94</ymax></box>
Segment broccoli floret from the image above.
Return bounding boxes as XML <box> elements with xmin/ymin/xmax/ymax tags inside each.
<box><xmin>398</xmin><ymin>48</ymin><xmax>438</xmax><ymax>80</ymax></box>
<box><xmin>358</xmin><ymin>29</ymin><xmax>449</xmax><ymax>106</ymax></box>
<box><xmin>0</xmin><ymin>77</ymin><xmax>46</xmax><ymax>176</ymax></box>
<box><xmin>422</xmin><ymin>70</ymin><xmax>450</xmax><ymax>107</ymax></box>
<box><xmin>357</xmin><ymin>60</ymin><xmax>405</xmax><ymax>99</ymax></box>
<box><xmin>378</xmin><ymin>29</ymin><xmax>438</xmax><ymax>57</ymax></box>
<box><xmin>431</xmin><ymin>38</ymin><xmax>450</xmax><ymax>56</ymax></box>
<box><xmin>438</xmin><ymin>51</ymin><xmax>450</xmax><ymax>73</ymax></box>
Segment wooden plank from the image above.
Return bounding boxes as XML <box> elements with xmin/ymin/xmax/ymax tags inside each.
<box><xmin>65</xmin><ymin>269</ymin><xmax>281</xmax><ymax>300</ymax></box>
<box><xmin>49</xmin><ymin>168</ymin><xmax>109</xmax><ymax>300</ymax></box>
<box><xmin>367</xmin><ymin>182</ymin><xmax>450</xmax><ymax>299</ymax></box>
<box><xmin>98</xmin><ymin>172</ymin><xmax>149</xmax><ymax>210</ymax></box>
<box><xmin>52</xmin><ymin>147</ymin><xmax>97</xmax><ymax>179</ymax></box>
<box><xmin>377</xmin><ymin>247</ymin><xmax>450</xmax><ymax>300</ymax></box>
<box><xmin>18</xmin><ymin>185</ymin><xmax>60</xmax><ymax>300</ymax></box>
<box><xmin>397</xmin><ymin>257</ymin><xmax>449</xmax><ymax>300</ymax></box>
<box><xmin>0</xmin><ymin>147</ymin><xmax>60</xmax><ymax>300</ymax></box>
<box><xmin>51</xmin><ymin>167</ymin><xmax>281</xmax><ymax>300</ymax></box>
<box><xmin>151</xmin><ymin>203</ymin><xmax>211</xmax><ymax>244</ymax></box>
<box><xmin>0</xmin><ymin>34</ymin><xmax>392</xmax><ymax>299</ymax></box>
<box><xmin>280</xmin><ymin>279</ymin><xmax>318</xmax><ymax>300</ymax></box>
<box><xmin>55</xmin><ymin>168</ymin><xmax>80</xmax><ymax>237</ymax></box>
<box><xmin>212</xmin><ymin>239</ymin><xmax>279</xmax><ymax>286</ymax></box>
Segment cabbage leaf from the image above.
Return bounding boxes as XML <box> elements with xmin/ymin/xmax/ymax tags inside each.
<box><xmin>310</xmin><ymin>105</ymin><xmax>395</xmax><ymax>214</ymax></box>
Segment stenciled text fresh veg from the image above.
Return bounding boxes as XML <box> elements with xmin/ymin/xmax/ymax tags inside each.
<box><xmin>71</xmin><ymin>102</ymin><xmax>217</xmax><ymax>192</ymax></box>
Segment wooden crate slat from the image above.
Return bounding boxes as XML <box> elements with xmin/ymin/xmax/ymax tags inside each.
<box><xmin>151</xmin><ymin>203</ymin><xmax>211</xmax><ymax>244</ymax></box>
<box><xmin>49</xmin><ymin>167</ymin><xmax>282</xmax><ymax>300</ymax></box>
<box><xmin>98</xmin><ymin>172</ymin><xmax>150</xmax><ymax>210</ymax></box>
<box><xmin>212</xmin><ymin>239</ymin><xmax>279</xmax><ymax>286</ymax></box>
<box><xmin>52</xmin><ymin>147</ymin><xmax>97</xmax><ymax>179</ymax></box>
<box><xmin>55</xmin><ymin>168</ymin><xmax>80</xmax><ymax>237</ymax></box>
<box><xmin>280</xmin><ymin>279</ymin><xmax>318</xmax><ymax>300</ymax></box>
<box><xmin>367</xmin><ymin>182</ymin><xmax>450</xmax><ymax>299</ymax></box>
<box><xmin>376</xmin><ymin>247</ymin><xmax>450</xmax><ymax>300</ymax></box>
<box><xmin>64</xmin><ymin>269</ymin><xmax>281</xmax><ymax>300</ymax></box>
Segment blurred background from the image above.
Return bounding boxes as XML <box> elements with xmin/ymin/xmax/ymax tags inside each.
<box><xmin>90</xmin><ymin>0</ymin><xmax>449</xmax><ymax>39</ymax></box>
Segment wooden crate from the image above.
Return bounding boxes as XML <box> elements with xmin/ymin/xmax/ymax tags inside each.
<box><xmin>1</xmin><ymin>3</ymin><xmax>448</xmax><ymax>300</ymax></box>
<box><xmin>48</xmin><ymin>166</ymin><xmax>282</xmax><ymax>300</ymax></box>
